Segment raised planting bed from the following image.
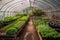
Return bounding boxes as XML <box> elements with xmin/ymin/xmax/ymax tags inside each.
<box><xmin>0</xmin><ymin>16</ymin><xmax>29</xmax><ymax>35</ymax></box>
<box><xmin>4</xmin><ymin>15</ymin><xmax>21</xmax><ymax>22</ymax></box>
<box><xmin>20</xmin><ymin>16</ymin><xmax>29</xmax><ymax>21</ymax></box>
<box><xmin>0</xmin><ymin>16</ymin><xmax>21</xmax><ymax>29</ymax></box>
<box><xmin>0</xmin><ymin>15</ymin><xmax>29</xmax><ymax>40</ymax></box>
<box><xmin>0</xmin><ymin>14</ymin><xmax>23</xmax><ymax>25</ymax></box>
<box><xmin>34</xmin><ymin>20</ymin><xmax>60</xmax><ymax>40</ymax></box>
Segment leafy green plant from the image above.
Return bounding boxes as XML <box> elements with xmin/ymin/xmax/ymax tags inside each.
<box><xmin>0</xmin><ymin>15</ymin><xmax>29</xmax><ymax>35</ymax></box>
<box><xmin>33</xmin><ymin>8</ymin><xmax>44</xmax><ymax>16</ymax></box>
<box><xmin>4</xmin><ymin>16</ymin><xmax>20</xmax><ymax>22</ymax></box>
<box><xmin>34</xmin><ymin>20</ymin><xmax>60</xmax><ymax>38</ymax></box>
<box><xmin>20</xmin><ymin>16</ymin><xmax>29</xmax><ymax>21</ymax></box>
<box><xmin>0</xmin><ymin>21</ymin><xmax>4</xmax><ymax>24</ymax></box>
<box><xmin>6</xmin><ymin>28</ymin><xmax>17</xmax><ymax>35</ymax></box>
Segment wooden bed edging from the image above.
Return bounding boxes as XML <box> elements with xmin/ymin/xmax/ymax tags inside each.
<box><xmin>33</xmin><ymin>19</ymin><xmax>43</xmax><ymax>40</ymax></box>
<box><xmin>0</xmin><ymin>17</ymin><xmax>30</xmax><ymax>40</ymax></box>
<box><xmin>34</xmin><ymin>25</ymin><xmax>43</xmax><ymax>40</ymax></box>
<box><xmin>37</xmin><ymin>31</ymin><xmax>43</xmax><ymax>40</ymax></box>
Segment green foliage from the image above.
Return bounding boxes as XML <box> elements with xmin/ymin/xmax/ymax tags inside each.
<box><xmin>34</xmin><ymin>20</ymin><xmax>60</xmax><ymax>38</ymax></box>
<box><xmin>0</xmin><ymin>15</ymin><xmax>20</xmax><ymax>25</ymax></box>
<box><xmin>0</xmin><ymin>21</ymin><xmax>3</xmax><ymax>24</ymax></box>
<box><xmin>41</xmin><ymin>15</ymin><xmax>48</xmax><ymax>20</ymax></box>
<box><xmin>16</xmin><ymin>14</ymin><xmax>27</xmax><ymax>16</ymax></box>
<box><xmin>16</xmin><ymin>14</ymin><xmax>24</xmax><ymax>17</ymax></box>
<box><xmin>0</xmin><ymin>15</ymin><xmax>29</xmax><ymax>35</ymax></box>
<box><xmin>4</xmin><ymin>16</ymin><xmax>13</xmax><ymax>21</ymax></box>
<box><xmin>33</xmin><ymin>8</ymin><xmax>42</xmax><ymax>13</ymax></box>
<box><xmin>33</xmin><ymin>8</ymin><xmax>44</xmax><ymax>16</ymax></box>
<box><xmin>0</xmin><ymin>20</ymin><xmax>17</xmax><ymax>30</ymax></box>
<box><xmin>6</xmin><ymin>21</ymin><xmax>25</xmax><ymax>35</ymax></box>
<box><xmin>6</xmin><ymin>28</ymin><xmax>17</xmax><ymax>35</ymax></box>
<box><xmin>4</xmin><ymin>16</ymin><xmax>20</xmax><ymax>22</ymax></box>
<box><xmin>20</xmin><ymin>16</ymin><xmax>29</xmax><ymax>21</ymax></box>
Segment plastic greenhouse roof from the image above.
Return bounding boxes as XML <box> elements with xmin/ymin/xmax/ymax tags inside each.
<box><xmin>0</xmin><ymin>0</ymin><xmax>60</xmax><ymax>12</ymax></box>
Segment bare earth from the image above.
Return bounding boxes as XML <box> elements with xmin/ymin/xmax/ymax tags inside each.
<box><xmin>18</xmin><ymin>17</ymin><xmax>42</xmax><ymax>40</ymax></box>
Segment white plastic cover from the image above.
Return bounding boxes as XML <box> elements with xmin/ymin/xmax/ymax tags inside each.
<box><xmin>0</xmin><ymin>0</ymin><xmax>60</xmax><ymax>20</ymax></box>
<box><xmin>0</xmin><ymin>0</ymin><xmax>60</xmax><ymax>11</ymax></box>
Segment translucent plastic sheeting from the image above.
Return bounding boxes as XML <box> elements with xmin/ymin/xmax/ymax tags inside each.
<box><xmin>33</xmin><ymin>0</ymin><xmax>60</xmax><ymax>11</ymax></box>
<box><xmin>0</xmin><ymin>0</ymin><xmax>60</xmax><ymax>20</ymax></box>
<box><xmin>0</xmin><ymin>0</ymin><xmax>60</xmax><ymax>11</ymax></box>
<box><xmin>0</xmin><ymin>0</ymin><xmax>60</xmax><ymax>12</ymax></box>
<box><xmin>0</xmin><ymin>0</ymin><xmax>30</xmax><ymax>20</ymax></box>
<box><xmin>0</xmin><ymin>0</ymin><xmax>30</xmax><ymax>14</ymax></box>
<box><xmin>42</xmin><ymin>0</ymin><xmax>60</xmax><ymax>10</ymax></box>
<box><xmin>4</xmin><ymin>1</ymin><xmax>30</xmax><ymax>16</ymax></box>
<box><xmin>0</xmin><ymin>0</ymin><xmax>30</xmax><ymax>11</ymax></box>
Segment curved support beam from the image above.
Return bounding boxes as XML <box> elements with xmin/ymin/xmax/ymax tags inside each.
<box><xmin>0</xmin><ymin>0</ymin><xmax>14</xmax><ymax>10</ymax></box>
<box><xmin>34</xmin><ymin>0</ymin><xmax>56</xmax><ymax>10</ymax></box>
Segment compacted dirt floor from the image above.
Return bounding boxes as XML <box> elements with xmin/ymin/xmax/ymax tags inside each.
<box><xmin>18</xmin><ymin>17</ymin><xmax>42</xmax><ymax>40</ymax></box>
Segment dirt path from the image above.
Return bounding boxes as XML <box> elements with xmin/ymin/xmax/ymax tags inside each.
<box><xmin>18</xmin><ymin>17</ymin><xmax>42</xmax><ymax>40</ymax></box>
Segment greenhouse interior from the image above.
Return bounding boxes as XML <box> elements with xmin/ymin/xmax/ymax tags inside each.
<box><xmin>0</xmin><ymin>0</ymin><xmax>60</xmax><ymax>40</ymax></box>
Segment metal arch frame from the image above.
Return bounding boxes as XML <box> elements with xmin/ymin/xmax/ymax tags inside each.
<box><xmin>54</xmin><ymin>0</ymin><xmax>60</xmax><ymax>5</ymax></box>
<box><xmin>7</xmin><ymin>5</ymin><xmax>20</xmax><ymax>16</ymax></box>
<box><xmin>1</xmin><ymin>0</ymin><xmax>27</xmax><ymax>11</ymax></box>
<box><xmin>33</xmin><ymin>4</ymin><xmax>47</xmax><ymax>10</ymax></box>
<box><xmin>7</xmin><ymin>0</ymin><xmax>29</xmax><ymax>13</ymax></box>
<box><xmin>9</xmin><ymin>5</ymin><xmax>29</xmax><ymax>10</ymax></box>
<box><xmin>1</xmin><ymin>0</ymin><xmax>60</xmax><ymax>19</ymax></box>
<box><xmin>9</xmin><ymin>5</ymin><xmax>29</xmax><ymax>12</ymax></box>
<box><xmin>2</xmin><ymin>1</ymin><xmax>29</xmax><ymax>18</ymax></box>
<box><xmin>51</xmin><ymin>0</ymin><xmax>60</xmax><ymax>9</ymax></box>
<box><xmin>33</xmin><ymin>0</ymin><xmax>49</xmax><ymax>13</ymax></box>
<box><xmin>29</xmin><ymin>0</ymin><xmax>56</xmax><ymax>11</ymax></box>
<box><xmin>0</xmin><ymin>0</ymin><xmax>58</xmax><ymax>11</ymax></box>
<box><xmin>48</xmin><ymin>0</ymin><xmax>58</xmax><ymax>9</ymax></box>
<box><xmin>32</xmin><ymin>5</ymin><xmax>44</xmax><ymax>10</ymax></box>
<box><xmin>6</xmin><ymin>2</ymin><xmax>26</xmax><ymax>11</ymax></box>
<box><xmin>33</xmin><ymin>2</ymin><xmax>52</xmax><ymax>10</ymax></box>
<box><xmin>2</xmin><ymin>1</ymin><xmax>24</xmax><ymax>18</ymax></box>
<box><xmin>7</xmin><ymin>3</ymin><xmax>23</xmax><ymax>11</ymax></box>
<box><xmin>34</xmin><ymin>0</ymin><xmax>56</xmax><ymax>10</ymax></box>
<box><xmin>0</xmin><ymin>0</ymin><xmax>59</xmax><ymax>10</ymax></box>
<box><xmin>0</xmin><ymin>0</ymin><xmax>14</xmax><ymax>10</ymax></box>
<box><xmin>7</xmin><ymin>1</ymin><xmax>30</xmax><ymax>11</ymax></box>
<box><xmin>31</xmin><ymin>1</ymin><xmax>54</xmax><ymax>11</ymax></box>
<box><xmin>33</xmin><ymin>5</ymin><xmax>48</xmax><ymax>11</ymax></box>
<box><xmin>5</xmin><ymin>2</ymin><xmax>30</xmax><ymax>16</ymax></box>
<box><xmin>5</xmin><ymin>3</ymin><xmax>21</xmax><ymax>16</ymax></box>
<box><xmin>35</xmin><ymin>1</ymin><xmax>53</xmax><ymax>9</ymax></box>
<box><xmin>6</xmin><ymin>0</ymin><xmax>57</xmax><ymax>12</ymax></box>
<box><xmin>9</xmin><ymin>6</ymin><xmax>30</xmax><ymax>15</ymax></box>
<box><xmin>42</xmin><ymin>0</ymin><xmax>57</xmax><ymax>9</ymax></box>
<box><xmin>4</xmin><ymin>1</ymin><xmax>29</xmax><ymax>12</ymax></box>
<box><xmin>28</xmin><ymin>0</ymin><xmax>55</xmax><ymax>13</ymax></box>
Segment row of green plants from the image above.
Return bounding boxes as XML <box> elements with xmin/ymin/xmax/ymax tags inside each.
<box><xmin>0</xmin><ymin>14</ymin><xmax>21</xmax><ymax>24</ymax></box>
<box><xmin>0</xmin><ymin>15</ymin><xmax>22</xmax><ymax>29</ymax></box>
<box><xmin>0</xmin><ymin>14</ymin><xmax>25</xmax><ymax>29</ymax></box>
<box><xmin>4</xmin><ymin>16</ymin><xmax>20</xmax><ymax>22</ymax></box>
<box><xmin>34</xmin><ymin>20</ymin><xmax>60</xmax><ymax>40</ymax></box>
<box><xmin>0</xmin><ymin>14</ymin><xmax>29</xmax><ymax>35</ymax></box>
<box><xmin>33</xmin><ymin>7</ymin><xmax>44</xmax><ymax>16</ymax></box>
<box><xmin>0</xmin><ymin>14</ymin><xmax>28</xmax><ymax>24</ymax></box>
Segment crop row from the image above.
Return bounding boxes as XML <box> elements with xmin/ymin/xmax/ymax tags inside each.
<box><xmin>0</xmin><ymin>14</ymin><xmax>29</xmax><ymax>35</ymax></box>
<box><xmin>34</xmin><ymin>20</ymin><xmax>60</xmax><ymax>40</ymax></box>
